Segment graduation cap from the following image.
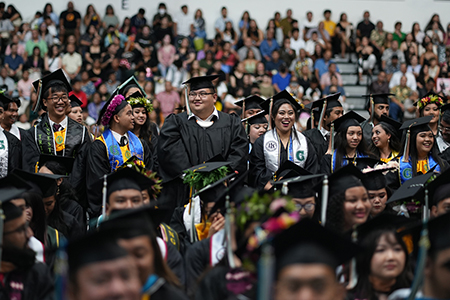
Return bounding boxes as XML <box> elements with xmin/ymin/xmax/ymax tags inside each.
<box><xmin>356</xmin><ymin>213</ymin><xmax>414</xmax><ymax>242</ymax></box>
<box><xmin>106</xmin><ymin>167</ymin><xmax>155</xmax><ymax>198</ymax></box>
<box><xmin>315</xmin><ymin>164</ymin><xmax>365</xmax><ymax>196</ymax></box>
<box><xmin>241</xmin><ymin>110</ymin><xmax>268</xmax><ymax>135</ymax></box>
<box><xmin>68</xmin><ymin>228</ymin><xmax>129</xmax><ymax>274</ymax></box>
<box><xmin>182</xmin><ymin>75</ymin><xmax>219</xmax><ymax>91</ymax></box>
<box><xmin>260</xmin><ymin>90</ymin><xmax>303</xmax><ymax>118</ymax></box>
<box><xmin>0</xmin><ymin>173</ymin><xmax>32</xmax><ymax>203</ymax></box>
<box><xmin>361</xmin><ymin>168</ymin><xmax>389</xmax><ymax>191</ymax></box>
<box><xmin>329</xmin><ymin>110</ymin><xmax>365</xmax><ymax>133</ymax></box>
<box><xmin>100</xmin><ymin>204</ymin><xmax>167</xmax><ymax>238</ymax></box>
<box><xmin>38</xmin><ymin>154</ymin><xmax>75</xmax><ymax>175</ymax></box>
<box><xmin>31</xmin><ymin>69</ymin><xmax>72</xmax><ymax>112</ymax></box>
<box><xmin>399</xmin><ymin>116</ymin><xmax>433</xmax><ymax>163</ymax></box>
<box><xmin>309</xmin><ymin>93</ymin><xmax>342</xmax><ymax>129</ymax></box>
<box><xmin>379</xmin><ymin>115</ymin><xmax>402</xmax><ymax>138</ymax></box>
<box><xmin>363</xmin><ymin>93</ymin><xmax>393</xmax><ymax>123</ymax></box>
<box><xmin>116</xmin><ymin>76</ymin><xmax>147</xmax><ymax>98</ymax></box>
<box><xmin>386</xmin><ymin>172</ymin><xmax>435</xmax><ymax>204</ymax></box>
<box><xmin>193</xmin><ymin>172</ymin><xmax>236</xmax><ymax>203</ymax></box>
<box><xmin>346</xmin><ymin>157</ymin><xmax>385</xmax><ymax>171</ymax></box>
<box><xmin>441</xmin><ymin>103</ymin><xmax>450</xmax><ymax>116</ymax></box>
<box><xmin>69</xmin><ymin>94</ymin><xmax>82</xmax><ymax>108</ymax></box>
<box><xmin>0</xmin><ymin>93</ymin><xmax>20</xmax><ymax>108</ymax></box>
<box><xmin>424</xmin><ymin>168</ymin><xmax>450</xmax><ymax>208</ymax></box>
<box><xmin>3</xmin><ymin>201</ymin><xmax>24</xmax><ymax>223</ymax></box>
<box><xmin>273</xmin><ymin>160</ymin><xmax>312</xmax><ymax>182</ymax></box>
<box><xmin>12</xmin><ymin>169</ymin><xmax>61</xmax><ymax>198</ymax></box>
<box><xmin>235</xmin><ymin>95</ymin><xmax>265</xmax><ymax>118</ymax></box>
<box><xmin>272</xmin><ymin>174</ymin><xmax>324</xmax><ymax>199</ymax></box>
<box><xmin>97</xmin><ymin>93</ymin><xmax>129</xmax><ymax>126</ymax></box>
<box><xmin>273</xmin><ymin>218</ymin><xmax>361</xmax><ymax>272</ymax></box>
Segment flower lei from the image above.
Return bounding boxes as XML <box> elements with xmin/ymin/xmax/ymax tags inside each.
<box><xmin>102</xmin><ymin>94</ymin><xmax>125</xmax><ymax>126</ymax></box>
<box><xmin>417</xmin><ymin>95</ymin><xmax>444</xmax><ymax>110</ymax></box>
<box><xmin>127</xmin><ymin>96</ymin><xmax>154</xmax><ymax>113</ymax></box>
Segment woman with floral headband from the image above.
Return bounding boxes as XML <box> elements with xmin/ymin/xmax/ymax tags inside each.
<box><xmin>85</xmin><ymin>92</ymin><xmax>155</xmax><ymax>216</ymax></box>
<box><xmin>416</xmin><ymin>92</ymin><xmax>445</xmax><ymax>136</ymax></box>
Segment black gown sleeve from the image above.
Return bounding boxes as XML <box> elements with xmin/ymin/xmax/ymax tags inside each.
<box><xmin>166</xmin><ymin>241</ymin><xmax>186</xmax><ymax>287</ymax></box>
<box><xmin>304</xmin><ymin>139</ymin><xmax>320</xmax><ymax>174</ymax></box>
<box><xmin>142</xmin><ymin>138</ymin><xmax>154</xmax><ymax>171</ymax></box>
<box><xmin>86</xmin><ymin>140</ymin><xmax>111</xmax><ymax>217</ymax></box>
<box><xmin>22</xmin><ymin>127</ymin><xmax>40</xmax><ymax>172</ymax></box>
<box><xmin>6</xmin><ymin>131</ymin><xmax>21</xmax><ymax>172</ymax></box>
<box><xmin>158</xmin><ymin>114</ymin><xmax>192</xmax><ymax>182</ymax></box>
<box><xmin>23</xmin><ymin>262</ymin><xmax>54</xmax><ymax>300</ymax></box>
<box><xmin>225</xmin><ymin>115</ymin><xmax>249</xmax><ymax>175</ymax></box>
<box><xmin>184</xmin><ymin>238</ymin><xmax>211</xmax><ymax>298</ymax></box>
<box><xmin>69</xmin><ymin>141</ymin><xmax>90</xmax><ymax>210</ymax></box>
<box><xmin>320</xmin><ymin>154</ymin><xmax>332</xmax><ymax>175</ymax></box>
<box><xmin>249</xmin><ymin>135</ymin><xmax>273</xmax><ymax>189</ymax></box>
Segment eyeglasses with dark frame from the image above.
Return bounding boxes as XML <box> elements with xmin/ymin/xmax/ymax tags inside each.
<box><xmin>188</xmin><ymin>92</ymin><xmax>215</xmax><ymax>99</ymax></box>
<box><xmin>295</xmin><ymin>203</ymin><xmax>316</xmax><ymax>212</ymax></box>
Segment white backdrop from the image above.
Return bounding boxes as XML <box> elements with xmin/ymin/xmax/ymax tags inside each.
<box><xmin>18</xmin><ymin>0</ymin><xmax>450</xmax><ymax>38</ymax></box>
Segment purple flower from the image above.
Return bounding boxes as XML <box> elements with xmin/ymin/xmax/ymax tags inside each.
<box><xmin>101</xmin><ymin>94</ymin><xmax>125</xmax><ymax>126</ymax></box>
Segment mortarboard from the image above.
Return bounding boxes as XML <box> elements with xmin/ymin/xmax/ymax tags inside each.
<box><xmin>0</xmin><ymin>173</ymin><xmax>32</xmax><ymax>203</ymax></box>
<box><xmin>273</xmin><ymin>218</ymin><xmax>362</xmax><ymax>272</ymax></box>
<box><xmin>67</xmin><ymin>228</ymin><xmax>129</xmax><ymax>274</ymax></box>
<box><xmin>315</xmin><ymin>164</ymin><xmax>365</xmax><ymax>196</ymax></box>
<box><xmin>241</xmin><ymin>110</ymin><xmax>268</xmax><ymax>125</ymax></box>
<box><xmin>234</xmin><ymin>95</ymin><xmax>265</xmax><ymax>111</ymax></box>
<box><xmin>193</xmin><ymin>172</ymin><xmax>236</xmax><ymax>203</ymax></box>
<box><xmin>69</xmin><ymin>94</ymin><xmax>82</xmax><ymax>108</ymax></box>
<box><xmin>356</xmin><ymin>213</ymin><xmax>414</xmax><ymax>242</ymax></box>
<box><xmin>309</xmin><ymin>93</ymin><xmax>342</xmax><ymax>129</ymax></box>
<box><xmin>260</xmin><ymin>89</ymin><xmax>303</xmax><ymax>115</ymax></box>
<box><xmin>3</xmin><ymin>201</ymin><xmax>24</xmax><ymax>222</ymax></box>
<box><xmin>106</xmin><ymin>167</ymin><xmax>154</xmax><ymax>198</ymax></box>
<box><xmin>424</xmin><ymin>168</ymin><xmax>450</xmax><ymax>208</ymax></box>
<box><xmin>441</xmin><ymin>103</ymin><xmax>450</xmax><ymax>116</ymax></box>
<box><xmin>100</xmin><ymin>204</ymin><xmax>167</xmax><ymax>237</ymax></box>
<box><xmin>185</xmin><ymin>161</ymin><xmax>231</xmax><ymax>173</ymax></box>
<box><xmin>362</xmin><ymin>93</ymin><xmax>393</xmax><ymax>114</ymax></box>
<box><xmin>116</xmin><ymin>76</ymin><xmax>147</xmax><ymax>98</ymax></box>
<box><xmin>0</xmin><ymin>93</ymin><xmax>20</xmax><ymax>108</ymax></box>
<box><xmin>329</xmin><ymin>110</ymin><xmax>366</xmax><ymax>133</ymax></box>
<box><xmin>272</xmin><ymin>174</ymin><xmax>324</xmax><ymax>199</ymax></box>
<box><xmin>361</xmin><ymin>168</ymin><xmax>389</xmax><ymax>191</ymax></box>
<box><xmin>12</xmin><ymin>169</ymin><xmax>61</xmax><ymax>198</ymax></box>
<box><xmin>38</xmin><ymin>154</ymin><xmax>75</xmax><ymax>175</ymax></box>
<box><xmin>379</xmin><ymin>115</ymin><xmax>402</xmax><ymax>138</ymax></box>
<box><xmin>386</xmin><ymin>172</ymin><xmax>435</xmax><ymax>204</ymax></box>
<box><xmin>346</xmin><ymin>157</ymin><xmax>385</xmax><ymax>171</ymax></box>
<box><xmin>32</xmin><ymin>69</ymin><xmax>72</xmax><ymax>112</ymax></box>
<box><xmin>182</xmin><ymin>75</ymin><xmax>219</xmax><ymax>91</ymax></box>
<box><xmin>273</xmin><ymin>160</ymin><xmax>312</xmax><ymax>182</ymax></box>
<box><xmin>97</xmin><ymin>93</ymin><xmax>129</xmax><ymax>126</ymax></box>
<box><xmin>399</xmin><ymin>116</ymin><xmax>433</xmax><ymax>162</ymax></box>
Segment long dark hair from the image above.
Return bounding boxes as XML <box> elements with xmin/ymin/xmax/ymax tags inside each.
<box><xmin>134</xmin><ymin>107</ymin><xmax>153</xmax><ymax>145</ymax></box>
<box><xmin>404</xmin><ymin>128</ymin><xmax>446</xmax><ymax>177</ymax></box>
<box><xmin>325</xmin><ymin>191</ymin><xmax>345</xmax><ymax>233</ymax></box>
<box><xmin>334</xmin><ymin>125</ymin><xmax>371</xmax><ymax>170</ymax></box>
<box><xmin>22</xmin><ymin>192</ymin><xmax>47</xmax><ymax>245</ymax></box>
<box><xmin>352</xmin><ymin>230</ymin><xmax>412</xmax><ymax>300</ymax></box>
<box><xmin>369</xmin><ymin>122</ymin><xmax>402</xmax><ymax>159</ymax></box>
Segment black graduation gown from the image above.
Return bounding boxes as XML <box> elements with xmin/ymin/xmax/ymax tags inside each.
<box><xmin>3</xmin><ymin>130</ymin><xmax>22</xmax><ymax>173</ymax></box>
<box><xmin>169</xmin><ymin>207</ymin><xmax>191</xmax><ymax>255</ymax></box>
<box><xmin>0</xmin><ymin>262</ymin><xmax>54</xmax><ymax>300</ymax></box>
<box><xmin>184</xmin><ymin>237</ymin><xmax>211</xmax><ymax>297</ymax></box>
<box><xmin>21</xmin><ymin>114</ymin><xmax>91</xmax><ymax>172</ymax></box>
<box><xmin>320</xmin><ymin>154</ymin><xmax>333</xmax><ymax>175</ymax></box>
<box><xmin>360</xmin><ymin>120</ymin><xmax>374</xmax><ymax>147</ymax></box>
<box><xmin>165</xmin><ymin>241</ymin><xmax>186</xmax><ymax>287</ymax></box>
<box><xmin>303</xmin><ymin>128</ymin><xmax>328</xmax><ymax>158</ymax></box>
<box><xmin>440</xmin><ymin>146</ymin><xmax>450</xmax><ymax>164</ymax></box>
<box><xmin>157</xmin><ymin>112</ymin><xmax>248</xmax><ymax>208</ymax></box>
<box><xmin>143</xmin><ymin>280</ymin><xmax>188</xmax><ymax>300</ymax></box>
<box><xmin>60</xmin><ymin>197</ymin><xmax>86</xmax><ymax>232</ymax></box>
<box><xmin>85</xmin><ymin>137</ymin><xmax>154</xmax><ymax>217</ymax></box>
<box><xmin>62</xmin><ymin>210</ymin><xmax>84</xmax><ymax>240</ymax></box>
<box><xmin>249</xmin><ymin>132</ymin><xmax>319</xmax><ymax>189</ymax></box>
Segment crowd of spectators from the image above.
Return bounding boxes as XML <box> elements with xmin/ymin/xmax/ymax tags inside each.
<box><xmin>2</xmin><ymin>2</ymin><xmax>450</xmax><ymax>129</ymax></box>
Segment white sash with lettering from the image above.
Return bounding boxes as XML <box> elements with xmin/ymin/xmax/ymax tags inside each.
<box><xmin>209</xmin><ymin>228</ymin><xmax>226</xmax><ymax>266</ymax></box>
<box><xmin>263</xmin><ymin>129</ymin><xmax>309</xmax><ymax>173</ymax></box>
<box><xmin>0</xmin><ymin>129</ymin><xmax>8</xmax><ymax>178</ymax></box>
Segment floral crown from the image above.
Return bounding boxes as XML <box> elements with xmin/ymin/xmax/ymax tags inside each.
<box><xmin>127</xmin><ymin>96</ymin><xmax>154</xmax><ymax>113</ymax></box>
<box><xmin>101</xmin><ymin>94</ymin><xmax>125</xmax><ymax>126</ymax></box>
<box><xmin>417</xmin><ymin>95</ymin><xmax>444</xmax><ymax>110</ymax></box>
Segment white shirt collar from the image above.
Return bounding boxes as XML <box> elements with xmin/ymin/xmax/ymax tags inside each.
<box><xmin>319</xmin><ymin>126</ymin><xmax>329</xmax><ymax>138</ymax></box>
<box><xmin>48</xmin><ymin>116</ymin><xmax>68</xmax><ymax>129</ymax></box>
<box><xmin>188</xmin><ymin>108</ymin><xmax>220</xmax><ymax>122</ymax></box>
<box><xmin>110</xmin><ymin>130</ymin><xmax>128</xmax><ymax>144</ymax></box>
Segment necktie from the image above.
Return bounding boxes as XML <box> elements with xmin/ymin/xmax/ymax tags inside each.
<box><xmin>119</xmin><ymin>136</ymin><xmax>128</xmax><ymax>147</ymax></box>
<box><xmin>53</xmin><ymin>123</ymin><xmax>62</xmax><ymax>132</ymax></box>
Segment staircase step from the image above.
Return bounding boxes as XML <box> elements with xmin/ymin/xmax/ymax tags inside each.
<box><xmin>333</xmin><ymin>53</ymin><xmax>358</xmax><ymax>63</ymax></box>
<box><xmin>342</xmin><ymin>74</ymin><xmax>368</xmax><ymax>85</ymax></box>
<box><xmin>343</xmin><ymin>85</ymin><xmax>368</xmax><ymax>97</ymax></box>
<box><xmin>336</xmin><ymin>62</ymin><xmax>357</xmax><ymax>74</ymax></box>
<box><xmin>345</xmin><ymin>97</ymin><xmax>367</xmax><ymax>111</ymax></box>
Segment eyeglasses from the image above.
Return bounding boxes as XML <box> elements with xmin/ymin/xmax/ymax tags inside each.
<box><xmin>4</xmin><ymin>222</ymin><xmax>29</xmax><ymax>236</ymax></box>
<box><xmin>188</xmin><ymin>92</ymin><xmax>214</xmax><ymax>99</ymax></box>
<box><xmin>295</xmin><ymin>203</ymin><xmax>316</xmax><ymax>212</ymax></box>
<box><xmin>440</xmin><ymin>126</ymin><xmax>450</xmax><ymax>132</ymax></box>
<box><xmin>47</xmin><ymin>94</ymin><xmax>69</xmax><ymax>103</ymax></box>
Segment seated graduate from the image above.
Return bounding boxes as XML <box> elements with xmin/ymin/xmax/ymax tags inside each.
<box><xmin>320</xmin><ymin>111</ymin><xmax>372</xmax><ymax>174</ymax></box>
<box><xmin>13</xmin><ymin>169</ymin><xmax>84</xmax><ymax>241</ymax></box>
<box><xmin>415</xmin><ymin>92</ymin><xmax>444</xmax><ymax>137</ymax></box>
<box><xmin>0</xmin><ymin>97</ymin><xmax>21</xmax><ymax>178</ymax></box>
<box><xmin>437</xmin><ymin>103</ymin><xmax>450</xmax><ymax>154</ymax></box>
<box><xmin>349</xmin><ymin>214</ymin><xmax>412</xmax><ymax>300</ymax></box>
<box><xmin>241</xmin><ymin>110</ymin><xmax>268</xmax><ymax>153</ymax></box>
<box><xmin>99</xmin><ymin>206</ymin><xmax>188</xmax><ymax>299</ymax></box>
<box><xmin>317</xmin><ymin>164</ymin><xmax>371</xmax><ymax>234</ymax></box>
<box><xmin>67</xmin><ymin>94</ymin><xmax>84</xmax><ymax>124</ymax></box>
<box><xmin>86</xmin><ymin>90</ymin><xmax>154</xmax><ymax>217</ymax></box>
<box><xmin>1</xmin><ymin>198</ymin><xmax>54</xmax><ymax>300</ymax></box>
<box><xmin>66</xmin><ymin>228</ymin><xmax>141</xmax><ymax>300</ymax></box>
<box><xmin>249</xmin><ymin>90</ymin><xmax>319</xmax><ymax>190</ymax></box>
<box><xmin>234</xmin><ymin>94</ymin><xmax>265</xmax><ymax>119</ymax></box>
<box><xmin>369</xmin><ymin>115</ymin><xmax>402</xmax><ymax>163</ymax></box>
<box><xmin>22</xmin><ymin>69</ymin><xmax>91</xmax><ymax>172</ymax></box>
<box><xmin>0</xmin><ymin>93</ymin><xmax>27</xmax><ymax>140</ymax></box>
<box><xmin>361</xmin><ymin>168</ymin><xmax>395</xmax><ymax>217</ymax></box>
<box><xmin>38</xmin><ymin>154</ymin><xmax>85</xmax><ymax>227</ymax></box>
<box><xmin>273</xmin><ymin>219</ymin><xmax>361</xmax><ymax>300</ymax></box>
<box><xmin>397</xmin><ymin>116</ymin><xmax>447</xmax><ymax>184</ymax></box>
<box><xmin>425</xmin><ymin>168</ymin><xmax>450</xmax><ymax>218</ymax></box>
<box><xmin>303</xmin><ymin>93</ymin><xmax>343</xmax><ymax>158</ymax></box>
<box><xmin>360</xmin><ymin>93</ymin><xmax>392</xmax><ymax>146</ymax></box>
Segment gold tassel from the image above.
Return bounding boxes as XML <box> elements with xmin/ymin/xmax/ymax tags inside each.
<box><xmin>268</xmin><ymin>98</ymin><xmax>274</xmax><ymax>130</ymax></box>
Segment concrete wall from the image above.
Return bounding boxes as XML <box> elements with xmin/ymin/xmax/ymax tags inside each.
<box><xmin>18</xmin><ymin>0</ymin><xmax>450</xmax><ymax>38</ymax></box>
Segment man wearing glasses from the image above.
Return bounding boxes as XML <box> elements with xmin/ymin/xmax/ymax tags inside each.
<box><xmin>158</xmin><ymin>75</ymin><xmax>248</xmax><ymax>208</ymax></box>
<box><xmin>437</xmin><ymin>105</ymin><xmax>450</xmax><ymax>153</ymax></box>
<box><xmin>22</xmin><ymin>69</ymin><xmax>91</xmax><ymax>172</ymax></box>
